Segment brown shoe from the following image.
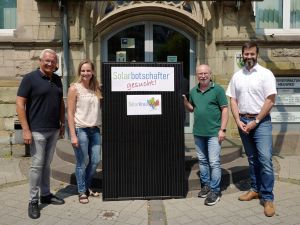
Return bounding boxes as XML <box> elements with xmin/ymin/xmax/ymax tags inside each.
<box><xmin>264</xmin><ymin>201</ymin><xmax>275</xmax><ymax>217</ymax></box>
<box><xmin>238</xmin><ymin>191</ymin><xmax>259</xmax><ymax>201</ymax></box>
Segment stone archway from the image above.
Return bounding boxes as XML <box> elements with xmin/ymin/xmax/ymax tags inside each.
<box><xmin>92</xmin><ymin>1</ymin><xmax>206</xmax><ymax>38</ymax></box>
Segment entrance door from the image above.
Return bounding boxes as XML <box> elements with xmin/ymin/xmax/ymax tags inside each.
<box><xmin>102</xmin><ymin>22</ymin><xmax>195</xmax><ymax>132</ymax></box>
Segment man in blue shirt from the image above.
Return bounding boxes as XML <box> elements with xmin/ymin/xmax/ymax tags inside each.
<box><xmin>16</xmin><ymin>49</ymin><xmax>65</xmax><ymax>219</ymax></box>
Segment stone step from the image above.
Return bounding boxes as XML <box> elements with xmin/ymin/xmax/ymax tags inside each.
<box><xmin>51</xmin><ymin>139</ymin><xmax>247</xmax><ymax>192</ymax></box>
<box><xmin>187</xmin><ymin>156</ymin><xmax>249</xmax><ymax>191</ymax></box>
<box><xmin>51</xmin><ymin>151</ymin><xmax>102</xmax><ymax>188</ymax></box>
<box><xmin>51</xmin><ymin>150</ymin><xmax>249</xmax><ymax>191</ymax></box>
<box><xmin>56</xmin><ymin>138</ymin><xmax>243</xmax><ymax>166</ymax></box>
<box><xmin>185</xmin><ymin>146</ymin><xmax>243</xmax><ymax>166</ymax></box>
<box><xmin>185</xmin><ymin>139</ymin><xmax>243</xmax><ymax>151</ymax></box>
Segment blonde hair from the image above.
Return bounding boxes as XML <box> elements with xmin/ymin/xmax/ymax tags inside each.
<box><xmin>75</xmin><ymin>59</ymin><xmax>102</xmax><ymax>99</ymax></box>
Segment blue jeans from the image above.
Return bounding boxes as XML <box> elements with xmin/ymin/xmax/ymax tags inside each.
<box><xmin>239</xmin><ymin>115</ymin><xmax>274</xmax><ymax>201</ymax></box>
<box><xmin>194</xmin><ymin>136</ymin><xmax>221</xmax><ymax>193</ymax></box>
<box><xmin>30</xmin><ymin>129</ymin><xmax>60</xmax><ymax>202</ymax></box>
<box><xmin>73</xmin><ymin>127</ymin><xmax>101</xmax><ymax>194</ymax></box>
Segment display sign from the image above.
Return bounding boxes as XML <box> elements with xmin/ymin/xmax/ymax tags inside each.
<box><xmin>127</xmin><ymin>95</ymin><xmax>162</xmax><ymax>115</ymax></box>
<box><xmin>111</xmin><ymin>67</ymin><xmax>174</xmax><ymax>92</ymax></box>
<box><xmin>277</xmin><ymin>77</ymin><xmax>300</xmax><ymax>89</ymax></box>
<box><xmin>167</xmin><ymin>56</ymin><xmax>177</xmax><ymax>63</ymax></box>
<box><xmin>116</xmin><ymin>51</ymin><xmax>126</xmax><ymax>62</ymax></box>
<box><xmin>234</xmin><ymin>52</ymin><xmax>244</xmax><ymax>72</ymax></box>
<box><xmin>275</xmin><ymin>94</ymin><xmax>300</xmax><ymax>106</ymax></box>
<box><xmin>121</xmin><ymin>38</ymin><xmax>135</xmax><ymax>48</ymax></box>
<box><xmin>271</xmin><ymin>112</ymin><xmax>300</xmax><ymax>123</ymax></box>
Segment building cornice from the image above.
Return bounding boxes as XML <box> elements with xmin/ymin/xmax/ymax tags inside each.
<box><xmin>216</xmin><ymin>39</ymin><xmax>300</xmax><ymax>47</ymax></box>
<box><xmin>0</xmin><ymin>40</ymin><xmax>83</xmax><ymax>48</ymax></box>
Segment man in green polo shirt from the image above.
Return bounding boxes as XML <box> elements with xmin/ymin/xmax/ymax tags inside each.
<box><xmin>183</xmin><ymin>64</ymin><xmax>228</xmax><ymax>206</ymax></box>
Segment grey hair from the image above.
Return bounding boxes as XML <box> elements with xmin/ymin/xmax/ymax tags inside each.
<box><xmin>39</xmin><ymin>49</ymin><xmax>58</xmax><ymax>62</ymax></box>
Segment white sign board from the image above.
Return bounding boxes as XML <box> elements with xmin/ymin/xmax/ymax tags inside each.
<box><xmin>111</xmin><ymin>67</ymin><xmax>174</xmax><ymax>92</ymax></box>
<box><xmin>127</xmin><ymin>95</ymin><xmax>162</xmax><ymax>115</ymax></box>
<box><xmin>275</xmin><ymin>94</ymin><xmax>300</xmax><ymax>106</ymax></box>
<box><xmin>271</xmin><ymin>112</ymin><xmax>300</xmax><ymax>123</ymax></box>
<box><xmin>277</xmin><ymin>77</ymin><xmax>300</xmax><ymax>89</ymax></box>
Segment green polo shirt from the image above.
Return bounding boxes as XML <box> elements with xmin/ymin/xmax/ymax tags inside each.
<box><xmin>189</xmin><ymin>82</ymin><xmax>228</xmax><ymax>137</ymax></box>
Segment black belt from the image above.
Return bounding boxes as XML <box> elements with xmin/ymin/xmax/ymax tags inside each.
<box><xmin>239</xmin><ymin>113</ymin><xmax>258</xmax><ymax>118</ymax></box>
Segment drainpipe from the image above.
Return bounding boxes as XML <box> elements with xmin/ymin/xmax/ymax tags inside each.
<box><xmin>59</xmin><ymin>0</ymin><xmax>70</xmax><ymax>138</ymax></box>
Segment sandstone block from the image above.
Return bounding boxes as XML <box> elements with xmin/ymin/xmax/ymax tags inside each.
<box><xmin>0</xmin><ymin>67</ymin><xmax>15</xmax><ymax>78</ymax></box>
<box><xmin>0</xmin><ymin>80</ymin><xmax>20</xmax><ymax>87</ymax></box>
<box><xmin>0</xmin><ymin>118</ymin><xmax>14</xmax><ymax>131</ymax></box>
<box><xmin>0</xmin><ymin>144</ymin><xmax>12</xmax><ymax>157</ymax></box>
<box><xmin>0</xmin><ymin>130</ymin><xmax>11</xmax><ymax>144</ymax></box>
<box><xmin>0</xmin><ymin>104</ymin><xmax>16</xmax><ymax>117</ymax></box>
<box><xmin>14</xmin><ymin>51</ymin><xmax>30</xmax><ymax>60</ymax></box>
<box><xmin>0</xmin><ymin>60</ymin><xmax>14</xmax><ymax>67</ymax></box>
<box><xmin>272</xmin><ymin>48</ymin><xmax>300</xmax><ymax>57</ymax></box>
<box><xmin>0</xmin><ymin>87</ymin><xmax>18</xmax><ymax>103</ymax></box>
<box><xmin>1</xmin><ymin>50</ymin><xmax>14</xmax><ymax>60</ymax></box>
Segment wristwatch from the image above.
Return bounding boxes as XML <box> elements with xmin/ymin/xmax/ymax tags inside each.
<box><xmin>255</xmin><ymin>118</ymin><xmax>260</xmax><ymax>124</ymax></box>
<box><xmin>220</xmin><ymin>129</ymin><xmax>226</xmax><ymax>132</ymax></box>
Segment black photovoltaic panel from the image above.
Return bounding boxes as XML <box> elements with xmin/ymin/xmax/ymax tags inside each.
<box><xmin>102</xmin><ymin>62</ymin><xmax>185</xmax><ymax>200</ymax></box>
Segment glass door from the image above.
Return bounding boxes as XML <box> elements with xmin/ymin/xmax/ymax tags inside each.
<box><xmin>107</xmin><ymin>25</ymin><xmax>145</xmax><ymax>62</ymax></box>
<box><xmin>102</xmin><ymin>22</ymin><xmax>195</xmax><ymax>132</ymax></box>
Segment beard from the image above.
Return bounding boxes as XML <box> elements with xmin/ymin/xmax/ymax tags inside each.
<box><xmin>244</xmin><ymin>58</ymin><xmax>257</xmax><ymax>69</ymax></box>
<box><xmin>199</xmin><ymin>79</ymin><xmax>211</xmax><ymax>87</ymax></box>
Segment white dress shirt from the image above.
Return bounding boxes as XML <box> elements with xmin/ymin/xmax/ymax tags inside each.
<box><xmin>226</xmin><ymin>63</ymin><xmax>277</xmax><ymax>114</ymax></box>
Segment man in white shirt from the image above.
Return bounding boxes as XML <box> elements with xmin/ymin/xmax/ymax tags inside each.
<box><xmin>226</xmin><ymin>41</ymin><xmax>277</xmax><ymax>217</ymax></box>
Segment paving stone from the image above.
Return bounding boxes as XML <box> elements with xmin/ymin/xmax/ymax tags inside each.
<box><xmin>1</xmin><ymin>154</ymin><xmax>300</xmax><ymax>224</ymax></box>
<box><xmin>125</xmin><ymin>216</ymin><xmax>145</xmax><ymax>225</ymax></box>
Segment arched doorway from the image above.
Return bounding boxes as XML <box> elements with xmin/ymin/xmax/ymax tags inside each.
<box><xmin>102</xmin><ymin>21</ymin><xmax>195</xmax><ymax>132</ymax></box>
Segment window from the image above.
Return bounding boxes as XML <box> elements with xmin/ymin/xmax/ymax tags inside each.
<box><xmin>255</xmin><ymin>0</ymin><xmax>300</xmax><ymax>35</ymax></box>
<box><xmin>0</xmin><ymin>0</ymin><xmax>17</xmax><ymax>35</ymax></box>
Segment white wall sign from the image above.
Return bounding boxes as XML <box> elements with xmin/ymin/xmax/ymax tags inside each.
<box><xmin>277</xmin><ymin>77</ymin><xmax>300</xmax><ymax>89</ymax></box>
<box><xmin>271</xmin><ymin>112</ymin><xmax>300</xmax><ymax>123</ymax></box>
<box><xmin>275</xmin><ymin>94</ymin><xmax>300</xmax><ymax>106</ymax></box>
<box><xmin>111</xmin><ymin>67</ymin><xmax>174</xmax><ymax>92</ymax></box>
<box><xmin>127</xmin><ymin>95</ymin><xmax>162</xmax><ymax>116</ymax></box>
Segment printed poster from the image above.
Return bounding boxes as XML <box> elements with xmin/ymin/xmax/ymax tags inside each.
<box><xmin>127</xmin><ymin>95</ymin><xmax>162</xmax><ymax>115</ymax></box>
<box><xmin>111</xmin><ymin>67</ymin><xmax>174</xmax><ymax>92</ymax></box>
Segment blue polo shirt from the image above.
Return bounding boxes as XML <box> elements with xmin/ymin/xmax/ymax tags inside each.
<box><xmin>189</xmin><ymin>82</ymin><xmax>228</xmax><ymax>137</ymax></box>
<box><xmin>17</xmin><ymin>69</ymin><xmax>63</xmax><ymax>131</ymax></box>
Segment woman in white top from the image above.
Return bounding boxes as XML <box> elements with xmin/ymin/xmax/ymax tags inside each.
<box><xmin>67</xmin><ymin>60</ymin><xmax>102</xmax><ymax>204</ymax></box>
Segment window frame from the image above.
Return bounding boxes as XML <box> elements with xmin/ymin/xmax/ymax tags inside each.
<box><xmin>0</xmin><ymin>29</ymin><xmax>14</xmax><ymax>36</ymax></box>
<box><xmin>254</xmin><ymin>0</ymin><xmax>300</xmax><ymax>36</ymax></box>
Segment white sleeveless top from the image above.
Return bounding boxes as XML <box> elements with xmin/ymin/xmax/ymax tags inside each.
<box><xmin>73</xmin><ymin>83</ymin><xmax>101</xmax><ymax>128</ymax></box>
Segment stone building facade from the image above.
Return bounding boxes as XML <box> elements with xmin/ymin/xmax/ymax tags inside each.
<box><xmin>0</xmin><ymin>0</ymin><xmax>300</xmax><ymax>156</ymax></box>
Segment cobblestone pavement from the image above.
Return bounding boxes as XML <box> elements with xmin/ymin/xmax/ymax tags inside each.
<box><xmin>164</xmin><ymin>181</ymin><xmax>300</xmax><ymax>225</ymax></box>
<box><xmin>0</xmin><ymin>156</ymin><xmax>300</xmax><ymax>225</ymax></box>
